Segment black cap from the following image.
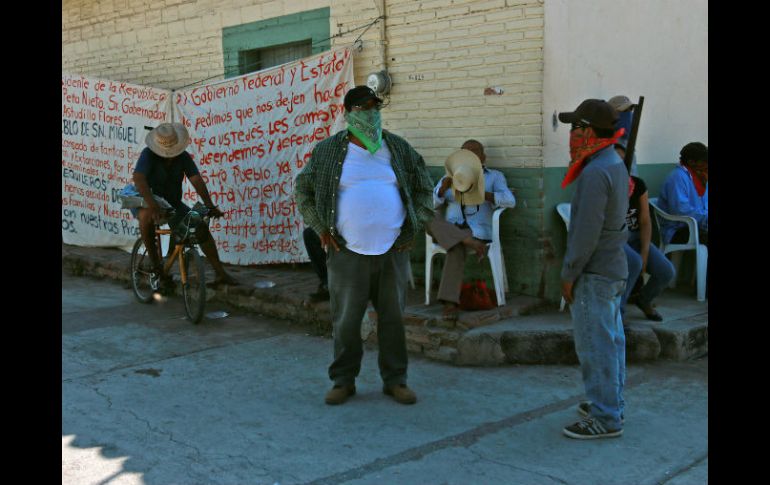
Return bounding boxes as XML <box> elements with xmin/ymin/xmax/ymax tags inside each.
<box><xmin>558</xmin><ymin>99</ymin><xmax>619</xmax><ymax>130</ymax></box>
<box><xmin>680</xmin><ymin>142</ymin><xmax>708</xmax><ymax>163</ymax></box>
<box><xmin>343</xmin><ymin>85</ymin><xmax>383</xmax><ymax>111</ymax></box>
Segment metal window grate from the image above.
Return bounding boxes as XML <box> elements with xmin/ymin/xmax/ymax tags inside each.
<box><xmin>238</xmin><ymin>39</ymin><xmax>312</xmax><ymax>75</ymax></box>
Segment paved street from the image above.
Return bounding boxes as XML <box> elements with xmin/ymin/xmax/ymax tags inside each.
<box><xmin>63</xmin><ymin>271</ymin><xmax>708</xmax><ymax>485</ymax></box>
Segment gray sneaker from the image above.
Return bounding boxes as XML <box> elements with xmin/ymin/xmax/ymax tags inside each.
<box><xmin>563</xmin><ymin>418</ymin><xmax>623</xmax><ymax>440</ymax></box>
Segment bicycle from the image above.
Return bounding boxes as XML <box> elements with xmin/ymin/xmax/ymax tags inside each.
<box><xmin>129</xmin><ymin>202</ymin><xmax>212</xmax><ymax>323</ymax></box>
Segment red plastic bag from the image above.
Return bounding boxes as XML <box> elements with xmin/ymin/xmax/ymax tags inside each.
<box><xmin>459</xmin><ymin>279</ymin><xmax>497</xmax><ymax>311</ymax></box>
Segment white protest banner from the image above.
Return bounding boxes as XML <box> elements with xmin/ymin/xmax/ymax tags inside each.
<box><xmin>174</xmin><ymin>48</ymin><xmax>353</xmax><ymax>265</ymax></box>
<box><xmin>62</xmin><ymin>73</ymin><xmax>172</xmax><ymax>247</ymax></box>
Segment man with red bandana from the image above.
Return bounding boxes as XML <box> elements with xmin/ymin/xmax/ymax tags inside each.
<box><xmin>657</xmin><ymin>142</ymin><xmax>708</xmax><ymax>297</ymax></box>
<box><xmin>558</xmin><ymin>99</ymin><xmax>629</xmax><ymax>440</ymax></box>
<box><xmin>658</xmin><ymin>142</ymin><xmax>708</xmax><ymax>247</ymax></box>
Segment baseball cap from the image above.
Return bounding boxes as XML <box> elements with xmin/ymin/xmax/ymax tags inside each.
<box><xmin>343</xmin><ymin>85</ymin><xmax>383</xmax><ymax>111</ymax></box>
<box><xmin>558</xmin><ymin>99</ymin><xmax>619</xmax><ymax>130</ymax></box>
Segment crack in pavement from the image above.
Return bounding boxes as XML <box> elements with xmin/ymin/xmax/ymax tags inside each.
<box><xmin>92</xmin><ymin>386</ymin><xmax>114</xmax><ymax>411</ymax></box>
<box><xmin>62</xmin><ymin>333</ymin><xmax>290</xmax><ymax>384</ymax></box>
<box><xmin>302</xmin><ymin>371</ymin><xmax>656</xmax><ymax>485</ymax></box>
<box><xmin>125</xmin><ymin>409</ymin><xmax>204</xmax><ymax>464</ymax></box>
<box><xmin>468</xmin><ymin>448</ymin><xmax>569</xmax><ymax>484</ymax></box>
<box><xmin>641</xmin><ymin>452</ymin><xmax>708</xmax><ymax>485</ymax></box>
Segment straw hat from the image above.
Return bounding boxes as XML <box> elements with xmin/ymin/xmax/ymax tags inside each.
<box><xmin>445</xmin><ymin>149</ymin><xmax>485</xmax><ymax>205</ymax></box>
<box><xmin>145</xmin><ymin>123</ymin><xmax>191</xmax><ymax>158</ymax></box>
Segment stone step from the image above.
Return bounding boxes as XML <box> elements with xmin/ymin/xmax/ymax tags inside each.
<box><xmin>451</xmin><ymin>313</ymin><xmax>706</xmax><ymax>366</ymax></box>
<box><xmin>63</xmin><ymin>244</ymin><xmax>708</xmax><ymax>367</ymax></box>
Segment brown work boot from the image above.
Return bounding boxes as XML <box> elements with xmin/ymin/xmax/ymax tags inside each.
<box><xmin>383</xmin><ymin>384</ymin><xmax>417</xmax><ymax>404</ymax></box>
<box><xmin>324</xmin><ymin>383</ymin><xmax>356</xmax><ymax>405</ymax></box>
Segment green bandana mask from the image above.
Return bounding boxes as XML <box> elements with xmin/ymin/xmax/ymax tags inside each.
<box><xmin>345</xmin><ymin>109</ymin><xmax>383</xmax><ymax>154</ymax></box>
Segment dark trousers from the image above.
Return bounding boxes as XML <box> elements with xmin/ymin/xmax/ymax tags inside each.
<box><xmin>303</xmin><ymin>228</ymin><xmax>328</xmax><ymax>287</ymax></box>
<box><xmin>327</xmin><ymin>246</ymin><xmax>409</xmax><ymax>387</ymax></box>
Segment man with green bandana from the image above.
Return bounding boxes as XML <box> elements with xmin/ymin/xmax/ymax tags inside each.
<box><xmin>295</xmin><ymin>86</ymin><xmax>434</xmax><ymax>406</ymax></box>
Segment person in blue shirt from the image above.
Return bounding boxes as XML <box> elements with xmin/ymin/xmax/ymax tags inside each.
<box><xmin>558</xmin><ymin>98</ymin><xmax>628</xmax><ymax>440</ymax></box>
<box><xmin>428</xmin><ymin>140</ymin><xmax>516</xmax><ymax>319</ymax></box>
<box><xmin>658</xmin><ymin>142</ymin><xmax>708</xmax><ymax>247</ymax></box>
<box><xmin>133</xmin><ymin>123</ymin><xmax>239</xmax><ymax>288</ymax></box>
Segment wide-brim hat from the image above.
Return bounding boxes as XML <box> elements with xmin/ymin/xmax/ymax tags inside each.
<box><xmin>445</xmin><ymin>149</ymin><xmax>485</xmax><ymax>206</ymax></box>
<box><xmin>145</xmin><ymin>122</ymin><xmax>190</xmax><ymax>158</ymax></box>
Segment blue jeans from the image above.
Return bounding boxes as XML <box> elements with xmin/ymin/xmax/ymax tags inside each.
<box><xmin>626</xmin><ymin>233</ymin><xmax>676</xmax><ymax>307</ymax></box>
<box><xmin>570</xmin><ymin>273</ymin><xmax>626</xmax><ymax>430</ymax></box>
<box><xmin>621</xmin><ymin>244</ymin><xmax>643</xmax><ymax>316</ymax></box>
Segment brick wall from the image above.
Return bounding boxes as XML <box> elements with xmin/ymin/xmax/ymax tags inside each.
<box><xmin>330</xmin><ymin>0</ymin><xmax>544</xmax><ymax>169</ymax></box>
<box><xmin>63</xmin><ymin>0</ymin><xmax>550</xmax><ymax>299</ymax></box>
<box><xmin>62</xmin><ymin>0</ymin><xmax>333</xmax><ymax>90</ymax></box>
<box><xmin>328</xmin><ymin>0</ymin><xmax>549</xmax><ymax>298</ymax></box>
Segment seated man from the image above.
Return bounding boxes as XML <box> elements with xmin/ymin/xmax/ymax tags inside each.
<box><xmin>615</xmin><ymin>142</ymin><xmax>675</xmax><ymax>322</ymax></box>
<box><xmin>132</xmin><ymin>123</ymin><xmax>239</xmax><ymax>287</ymax></box>
<box><xmin>658</xmin><ymin>142</ymin><xmax>708</xmax><ymax>247</ymax></box>
<box><xmin>428</xmin><ymin>140</ymin><xmax>516</xmax><ymax>319</ymax></box>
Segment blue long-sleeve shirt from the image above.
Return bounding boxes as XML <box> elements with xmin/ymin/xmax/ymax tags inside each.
<box><xmin>433</xmin><ymin>167</ymin><xmax>516</xmax><ymax>241</ymax></box>
<box><xmin>561</xmin><ymin>146</ymin><xmax>629</xmax><ymax>283</ymax></box>
<box><xmin>657</xmin><ymin>165</ymin><xmax>708</xmax><ymax>244</ymax></box>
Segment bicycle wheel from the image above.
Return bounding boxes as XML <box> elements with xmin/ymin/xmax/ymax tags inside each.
<box><xmin>182</xmin><ymin>247</ymin><xmax>206</xmax><ymax>323</ymax></box>
<box><xmin>130</xmin><ymin>238</ymin><xmax>159</xmax><ymax>303</ymax></box>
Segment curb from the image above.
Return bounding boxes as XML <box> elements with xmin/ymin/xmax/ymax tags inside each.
<box><xmin>63</xmin><ymin>246</ymin><xmax>708</xmax><ymax>366</ymax></box>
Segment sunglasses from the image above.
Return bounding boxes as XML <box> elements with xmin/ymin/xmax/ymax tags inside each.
<box><xmin>570</xmin><ymin>121</ymin><xmax>591</xmax><ymax>131</ymax></box>
<box><xmin>351</xmin><ymin>103</ymin><xmax>382</xmax><ymax>112</ymax></box>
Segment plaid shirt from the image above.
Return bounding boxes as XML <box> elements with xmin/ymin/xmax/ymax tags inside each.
<box><xmin>295</xmin><ymin>129</ymin><xmax>435</xmax><ymax>248</ymax></box>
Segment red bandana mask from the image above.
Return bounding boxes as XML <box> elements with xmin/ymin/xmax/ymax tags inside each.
<box><xmin>562</xmin><ymin>128</ymin><xmax>625</xmax><ymax>189</ymax></box>
<box><xmin>683</xmin><ymin>164</ymin><xmax>707</xmax><ymax>197</ymax></box>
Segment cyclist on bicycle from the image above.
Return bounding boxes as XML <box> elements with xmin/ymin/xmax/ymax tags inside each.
<box><xmin>132</xmin><ymin>122</ymin><xmax>239</xmax><ymax>287</ymax></box>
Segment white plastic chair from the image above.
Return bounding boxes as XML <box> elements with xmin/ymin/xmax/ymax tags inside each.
<box><xmin>425</xmin><ymin>206</ymin><xmax>510</xmax><ymax>306</ymax></box>
<box><xmin>648</xmin><ymin>197</ymin><xmax>707</xmax><ymax>301</ymax></box>
<box><xmin>555</xmin><ymin>203</ymin><xmax>571</xmax><ymax>311</ymax></box>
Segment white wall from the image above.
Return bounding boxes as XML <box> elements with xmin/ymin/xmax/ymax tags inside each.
<box><xmin>543</xmin><ymin>0</ymin><xmax>708</xmax><ymax>168</ymax></box>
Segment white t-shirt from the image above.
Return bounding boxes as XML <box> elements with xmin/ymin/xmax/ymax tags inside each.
<box><xmin>335</xmin><ymin>142</ymin><xmax>406</xmax><ymax>255</ymax></box>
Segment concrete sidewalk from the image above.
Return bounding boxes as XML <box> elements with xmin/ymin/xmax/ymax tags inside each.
<box><xmin>62</xmin><ymin>243</ymin><xmax>708</xmax><ymax>366</ymax></box>
<box><xmin>63</xmin><ymin>271</ymin><xmax>709</xmax><ymax>485</ymax></box>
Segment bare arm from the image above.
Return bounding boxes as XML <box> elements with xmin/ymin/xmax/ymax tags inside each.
<box><xmin>437</xmin><ymin>176</ymin><xmax>452</xmax><ymax>198</ymax></box>
<box><xmin>188</xmin><ymin>174</ymin><xmax>215</xmax><ymax>208</ymax></box>
<box><xmin>188</xmin><ymin>174</ymin><xmax>224</xmax><ymax>218</ymax></box>
<box><xmin>132</xmin><ymin>172</ymin><xmax>161</xmax><ymax>222</ymax></box>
